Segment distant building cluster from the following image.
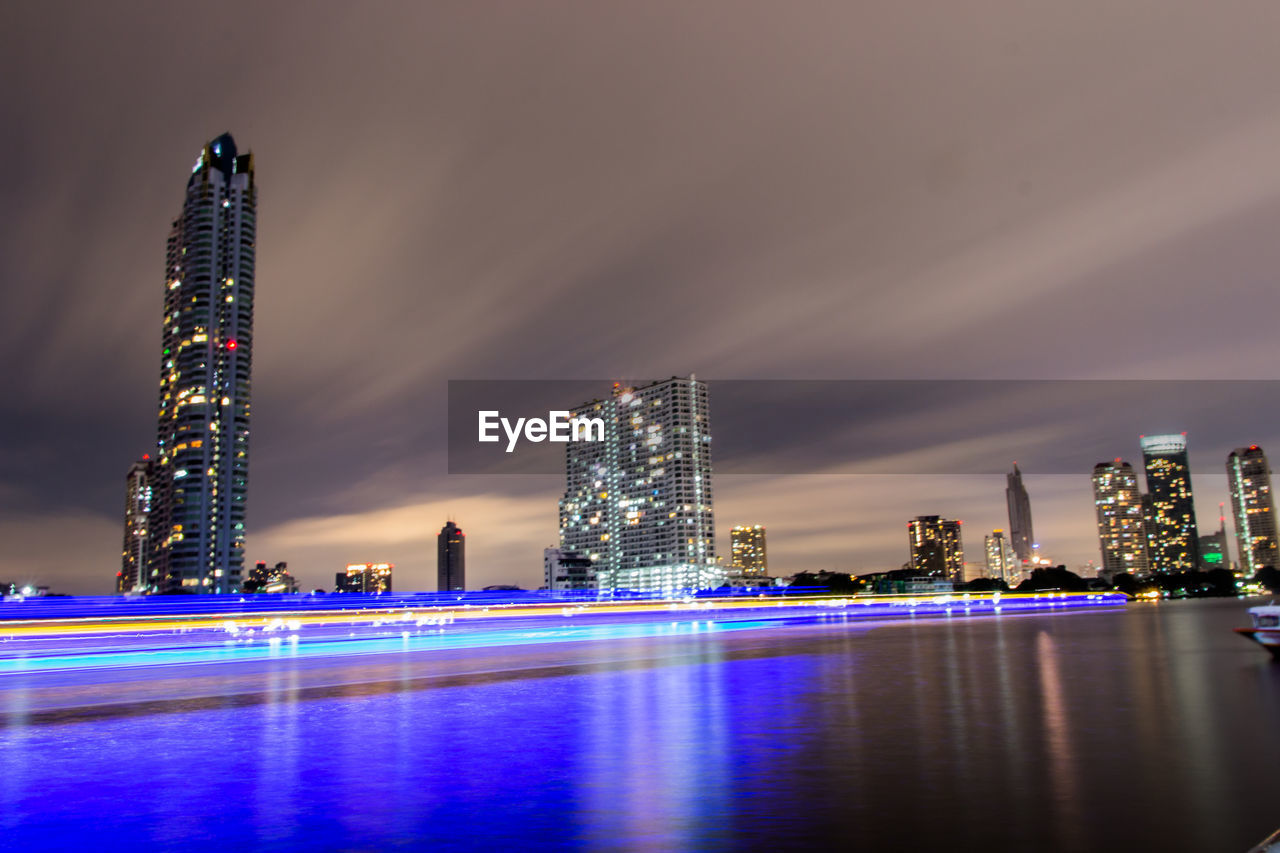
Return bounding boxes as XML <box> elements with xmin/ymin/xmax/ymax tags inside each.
<box><xmin>1092</xmin><ymin>436</ymin><xmax>1276</xmax><ymax>580</ymax></box>
<box><xmin>244</xmin><ymin>561</ymin><xmax>298</xmax><ymax>594</ymax></box>
<box><xmin>336</xmin><ymin>563</ymin><xmax>393</xmax><ymax>594</ymax></box>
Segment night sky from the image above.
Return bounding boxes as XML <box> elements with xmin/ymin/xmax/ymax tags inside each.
<box><xmin>4</xmin><ymin>1</ymin><xmax>1280</xmax><ymax>593</ymax></box>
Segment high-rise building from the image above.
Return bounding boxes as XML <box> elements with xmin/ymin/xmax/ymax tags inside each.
<box><xmin>335</xmin><ymin>563</ymin><xmax>392</xmax><ymax>593</ymax></box>
<box><xmin>135</xmin><ymin>133</ymin><xmax>256</xmax><ymax>594</ymax></box>
<box><xmin>984</xmin><ymin>529</ymin><xmax>1016</xmax><ymax>585</ymax></box>
<box><xmin>1092</xmin><ymin>459</ymin><xmax>1150</xmax><ymax>576</ymax></box>
<box><xmin>730</xmin><ymin>525</ymin><xmax>768</xmax><ymax>577</ymax></box>
<box><xmin>118</xmin><ymin>457</ymin><xmax>156</xmax><ymax>593</ymax></box>
<box><xmin>1228</xmin><ymin>445</ymin><xmax>1278</xmax><ymax>575</ymax></box>
<box><xmin>908</xmin><ymin>516</ymin><xmax>964</xmax><ymax>582</ymax></box>
<box><xmin>1140</xmin><ymin>434</ymin><xmax>1200</xmax><ymax>573</ymax></box>
<box><xmin>559</xmin><ymin>377</ymin><xmax>722</xmax><ymax>593</ymax></box>
<box><xmin>438</xmin><ymin>521</ymin><xmax>466</xmax><ymax>591</ymax></box>
<box><xmin>1005</xmin><ymin>464</ymin><xmax>1035</xmax><ymax>563</ymax></box>
<box><xmin>543</xmin><ymin>547</ymin><xmax>596</xmax><ymax>591</ymax></box>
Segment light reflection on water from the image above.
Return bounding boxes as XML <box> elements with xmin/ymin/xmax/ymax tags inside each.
<box><xmin>1</xmin><ymin>599</ymin><xmax>1278</xmax><ymax>852</ymax></box>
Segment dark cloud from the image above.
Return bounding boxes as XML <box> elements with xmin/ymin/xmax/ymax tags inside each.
<box><xmin>3</xmin><ymin>1</ymin><xmax>1280</xmax><ymax>592</ymax></box>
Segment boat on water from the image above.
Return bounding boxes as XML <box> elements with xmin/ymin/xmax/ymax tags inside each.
<box><xmin>1236</xmin><ymin>604</ymin><xmax>1280</xmax><ymax>658</ymax></box>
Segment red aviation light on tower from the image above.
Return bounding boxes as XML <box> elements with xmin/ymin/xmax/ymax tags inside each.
<box><xmin>225</xmin><ymin>339</ymin><xmax>238</xmax><ymax>351</ymax></box>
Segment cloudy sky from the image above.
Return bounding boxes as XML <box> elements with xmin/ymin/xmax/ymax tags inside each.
<box><xmin>4</xmin><ymin>1</ymin><xmax>1280</xmax><ymax>593</ymax></box>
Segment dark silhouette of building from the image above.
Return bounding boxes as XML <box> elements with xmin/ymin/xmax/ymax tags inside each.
<box><xmin>1005</xmin><ymin>463</ymin><xmax>1035</xmax><ymax>563</ymax></box>
<box><xmin>438</xmin><ymin>522</ymin><xmax>466</xmax><ymax>591</ymax></box>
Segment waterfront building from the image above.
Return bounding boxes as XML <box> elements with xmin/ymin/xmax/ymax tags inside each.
<box><xmin>1005</xmin><ymin>464</ymin><xmax>1036</xmax><ymax>563</ymax></box>
<box><xmin>984</xmin><ymin>529</ymin><xmax>1016</xmax><ymax>585</ymax></box>
<box><xmin>127</xmin><ymin>133</ymin><xmax>256</xmax><ymax>594</ymax></box>
<box><xmin>1140</xmin><ymin>434</ymin><xmax>1200</xmax><ymax>573</ymax></box>
<box><xmin>244</xmin><ymin>561</ymin><xmax>298</xmax><ymax>594</ymax></box>
<box><xmin>559</xmin><ymin>377</ymin><xmax>722</xmax><ymax>593</ymax></box>
<box><xmin>335</xmin><ymin>563</ymin><xmax>393</xmax><ymax>593</ymax></box>
<box><xmin>438</xmin><ymin>521</ymin><xmax>466</xmax><ymax>592</ymax></box>
<box><xmin>1092</xmin><ymin>459</ymin><xmax>1150</xmax><ymax>576</ymax></box>
<box><xmin>730</xmin><ymin>525</ymin><xmax>768</xmax><ymax>577</ymax></box>
<box><xmin>543</xmin><ymin>547</ymin><xmax>597</xmax><ymax>591</ymax></box>
<box><xmin>1198</xmin><ymin>528</ymin><xmax>1231</xmax><ymax>572</ymax></box>
<box><xmin>119</xmin><ymin>457</ymin><xmax>156</xmax><ymax>593</ymax></box>
<box><xmin>1228</xmin><ymin>445</ymin><xmax>1279</xmax><ymax>575</ymax></box>
<box><xmin>908</xmin><ymin>516</ymin><xmax>964</xmax><ymax>583</ymax></box>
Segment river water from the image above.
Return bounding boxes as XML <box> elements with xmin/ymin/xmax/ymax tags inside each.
<box><xmin>1</xmin><ymin>597</ymin><xmax>1277</xmax><ymax>851</ymax></box>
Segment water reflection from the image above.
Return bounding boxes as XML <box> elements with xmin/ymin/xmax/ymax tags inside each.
<box><xmin>0</xmin><ymin>600</ymin><xmax>1277</xmax><ymax>851</ymax></box>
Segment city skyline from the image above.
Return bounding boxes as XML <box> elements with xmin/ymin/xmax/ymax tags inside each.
<box><xmin>6</xmin><ymin>5</ymin><xmax>1280</xmax><ymax>593</ymax></box>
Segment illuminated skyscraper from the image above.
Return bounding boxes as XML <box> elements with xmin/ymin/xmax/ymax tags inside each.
<box><xmin>1092</xmin><ymin>459</ymin><xmax>1150</xmax><ymax>576</ymax></box>
<box><xmin>140</xmin><ymin>133</ymin><xmax>256</xmax><ymax>594</ymax></box>
<box><xmin>984</xmin><ymin>529</ymin><xmax>1016</xmax><ymax>584</ymax></box>
<box><xmin>1228</xmin><ymin>445</ymin><xmax>1278</xmax><ymax>574</ymax></box>
<box><xmin>908</xmin><ymin>516</ymin><xmax>964</xmax><ymax>583</ymax></box>
<box><xmin>118</xmin><ymin>457</ymin><xmax>156</xmax><ymax>593</ymax></box>
<box><xmin>730</xmin><ymin>525</ymin><xmax>768</xmax><ymax>577</ymax></box>
<box><xmin>438</xmin><ymin>521</ymin><xmax>466</xmax><ymax>591</ymax></box>
<box><xmin>559</xmin><ymin>377</ymin><xmax>721</xmax><ymax>593</ymax></box>
<box><xmin>1140</xmin><ymin>434</ymin><xmax>1200</xmax><ymax>573</ymax></box>
<box><xmin>1005</xmin><ymin>464</ymin><xmax>1035</xmax><ymax>563</ymax></box>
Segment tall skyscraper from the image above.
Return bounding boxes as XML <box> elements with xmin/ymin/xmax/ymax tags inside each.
<box><xmin>118</xmin><ymin>457</ymin><xmax>156</xmax><ymax>593</ymax></box>
<box><xmin>984</xmin><ymin>529</ymin><xmax>1015</xmax><ymax>584</ymax></box>
<box><xmin>730</xmin><ymin>525</ymin><xmax>768</xmax><ymax>577</ymax></box>
<box><xmin>131</xmin><ymin>133</ymin><xmax>256</xmax><ymax>594</ymax></box>
<box><xmin>908</xmin><ymin>516</ymin><xmax>964</xmax><ymax>583</ymax></box>
<box><xmin>438</xmin><ymin>521</ymin><xmax>466</xmax><ymax>591</ymax></box>
<box><xmin>1140</xmin><ymin>434</ymin><xmax>1200</xmax><ymax>573</ymax></box>
<box><xmin>1092</xmin><ymin>459</ymin><xmax>1150</xmax><ymax>576</ymax></box>
<box><xmin>1228</xmin><ymin>445</ymin><xmax>1278</xmax><ymax>574</ymax></box>
<box><xmin>1005</xmin><ymin>463</ymin><xmax>1035</xmax><ymax>563</ymax></box>
<box><xmin>560</xmin><ymin>377</ymin><xmax>722</xmax><ymax>593</ymax></box>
